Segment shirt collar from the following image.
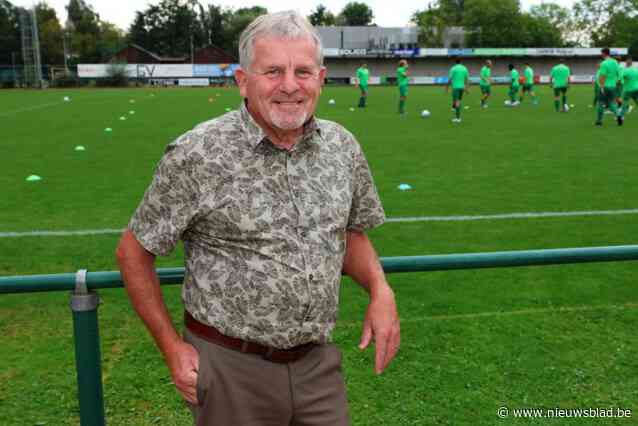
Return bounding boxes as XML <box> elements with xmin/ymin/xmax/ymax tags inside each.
<box><xmin>239</xmin><ymin>100</ymin><xmax>322</xmax><ymax>151</ymax></box>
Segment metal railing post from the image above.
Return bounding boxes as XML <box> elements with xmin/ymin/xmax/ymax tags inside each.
<box><xmin>70</xmin><ymin>269</ymin><xmax>106</xmax><ymax>426</ymax></box>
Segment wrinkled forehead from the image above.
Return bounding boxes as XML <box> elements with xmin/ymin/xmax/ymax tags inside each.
<box><xmin>251</xmin><ymin>35</ymin><xmax>321</xmax><ymax>68</ymax></box>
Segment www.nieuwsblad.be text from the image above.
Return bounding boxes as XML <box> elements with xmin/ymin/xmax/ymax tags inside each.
<box><xmin>497</xmin><ymin>406</ymin><xmax>632</xmax><ymax>419</ymax></box>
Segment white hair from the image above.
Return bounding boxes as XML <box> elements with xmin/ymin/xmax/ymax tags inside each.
<box><xmin>238</xmin><ymin>10</ymin><xmax>324</xmax><ymax>70</ymax></box>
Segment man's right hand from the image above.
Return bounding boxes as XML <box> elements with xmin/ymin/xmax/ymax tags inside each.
<box><xmin>165</xmin><ymin>340</ymin><xmax>200</xmax><ymax>405</ymax></box>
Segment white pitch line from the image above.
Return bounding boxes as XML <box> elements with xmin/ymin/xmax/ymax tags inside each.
<box><xmin>0</xmin><ymin>101</ymin><xmax>65</xmax><ymax>117</ymax></box>
<box><xmin>385</xmin><ymin>209</ymin><xmax>638</xmax><ymax>223</ymax></box>
<box><xmin>1</xmin><ymin>209</ymin><xmax>638</xmax><ymax>238</ymax></box>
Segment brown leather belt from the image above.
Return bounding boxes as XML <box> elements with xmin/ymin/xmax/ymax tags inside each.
<box><xmin>184</xmin><ymin>311</ymin><xmax>315</xmax><ymax>364</ymax></box>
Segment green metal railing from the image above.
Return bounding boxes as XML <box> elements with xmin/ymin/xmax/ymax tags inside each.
<box><xmin>2</xmin><ymin>244</ymin><xmax>638</xmax><ymax>426</ymax></box>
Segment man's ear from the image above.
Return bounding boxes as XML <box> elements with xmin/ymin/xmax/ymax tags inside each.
<box><xmin>319</xmin><ymin>67</ymin><xmax>327</xmax><ymax>87</ymax></box>
<box><xmin>235</xmin><ymin>68</ymin><xmax>248</xmax><ymax>98</ymax></box>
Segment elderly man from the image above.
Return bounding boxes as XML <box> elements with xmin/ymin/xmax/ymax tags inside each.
<box><xmin>116</xmin><ymin>10</ymin><xmax>400</xmax><ymax>426</ymax></box>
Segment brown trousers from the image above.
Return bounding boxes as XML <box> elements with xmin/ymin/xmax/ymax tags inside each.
<box><xmin>183</xmin><ymin>329</ymin><xmax>350</xmax><ymax>426</ymax></box>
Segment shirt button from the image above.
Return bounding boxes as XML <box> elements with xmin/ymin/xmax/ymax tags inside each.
<box><xmin>308</xmin><ymin>274</ymin><xmax>314</xmax><ymax>281</ymax></box>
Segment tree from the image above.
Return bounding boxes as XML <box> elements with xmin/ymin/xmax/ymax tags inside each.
<box><xmin>127</xmin><ymin>0</ymin><xmax>205</xmax><ymax>58</ymax></box>
<box><xmin>35</xmin><ymin>2</ymin><xmax>64</xmax><ymax>64</ymax></box>
<box><xmin>338</xmin><ymin>2</ymin><xmax>373</xmax><ymax>26</ymax></box>
<box><xmin>308</xmin><ymin>4</ymin><xmax>336</xmax><ymax>26</ymax></box>
<box><xmin>529</xmin><ymin>3</ymin><xmax>577</xmax><ymax>45</ymax></box>
<box><xmin>572</xmin><ymin>0</ymin><xmax>638</xmax><ymax>47</ymax></box>
<box><xmin>463</xmin><ymin>0</ymin><xmax>523</xmax><ymax>47</ymax></box>
<box><xmin>518</xmin><ymin>12</ymin><xmax>564</xmax><ymax>47</ymax></box>
<box><xmin>0</xmin><ymin>0</ymin><xmax>21</xmax><ymax>64</ymax></box>
<box><xmin>66</xmin><ymin>0</ymin><xmax>124</xmax><ymax>63</ymax></box>
<box><xmin>224</xmin><ymin>6</ymin><xmax>267</xmax><ymax>56</ymax></box>
<box><xmin>201</xmin><ymin>4</ymin><xmax>231</xmax><ymax>48</ymax></box>
<box><xmin>411</xmin><ymin>7</ymin><xmax>446</xmax><ymax>47</ymax></box>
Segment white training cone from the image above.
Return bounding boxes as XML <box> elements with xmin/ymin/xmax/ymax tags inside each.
<box><xmin>104</xmin><ymin>127</ymin><xmax>113</xmax><ymax>132</ymax></box>
<box><xmin>120</xmin><ymin>116</ymin><xmax>127</xmax><ymax>121</ymax></box>
<box><xmin>74</xmin><ymin>145</ymin><xmax>86</xmax><ymax>151</ymax></box>
<box><xmin>26</xmin><ymin>175</ymin><xmax>42</xmax><ymax>182</ymax></box>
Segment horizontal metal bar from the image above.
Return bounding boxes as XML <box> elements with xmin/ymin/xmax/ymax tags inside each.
<box><xmin>1</xmin><ymin>245</ymin><xmax>638</xmax><ymax>294</ymax></box>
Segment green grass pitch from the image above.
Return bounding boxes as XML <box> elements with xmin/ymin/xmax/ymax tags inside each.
<box><xmin>1</xmin><ymin>85</ymin><xmax>637</xmax><ymax>424</ymax></box>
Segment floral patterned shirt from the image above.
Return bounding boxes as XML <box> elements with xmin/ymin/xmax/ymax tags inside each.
<box><xmin>129</xmin><ymin>102</ymin><xmax>385</xmax><ymax>349</ymax></box>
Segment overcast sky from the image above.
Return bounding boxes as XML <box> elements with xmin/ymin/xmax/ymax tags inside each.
<box><xmin>14</xmin><ymin>0</ymin><xmax>577</xmax><ymax>31</ymax></box>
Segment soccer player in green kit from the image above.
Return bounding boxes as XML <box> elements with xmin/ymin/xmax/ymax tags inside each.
<box><xmin>446</xmin><ymin>57</ymin><xmax>470</xmax><ymax>122</ymax></box>
<box><xmin>479</xmin><ymin>60</ymin><xmax>492</xmax><ymax>108</ymax></box>
<box><xmin>520</xmin><ymin>63</ymin><xmax>538</xmax><ymax>105</ymax></box>
<box><xmin>596</xmin><ymin>48</ymin><xmax>623</xmax><ymax>126</ymax></box>
<box><xmin>507</xmin><ymin>64</ymin><xmax>520</xmax><ymax>106</ymax></box>
<box><xmin>550</xmin><ymin>59</ymin><xmax>571</xmax><ymax>112</ymax></box>
<box><xmin>356</xmin><ymin>63</ymin><xmax>369</xmax><ymax>108</ymax></box>
<box><xmin>616</xmin><ymin>56</ymin><xmax>625</xmax><ymax>110</ymax></box>
<box><xmin>592</xmin><ymin>63</ymin><xmax>602</xmax><ymax>108</ymax></box>
<box><xmin>397</xmin><ymin>59</ymin><xmax>409</xmax><ymax>115</ymax></box>
<box><xmin>620</xmin><ymin>57</ymin><xmax>638</xmax><ymax>117</ymax></box>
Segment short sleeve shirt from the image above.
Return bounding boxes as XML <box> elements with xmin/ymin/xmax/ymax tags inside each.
<box><xmin>480</xmin><ymin>66</ymin><xmax>491</xmax><ymax>86</ymax></box>
<box><xmin>623</xmin><ymin>66</ymin><xmax>638</xmax><ymax>92</ymax></box>
<box><xmin>511</xmin><ymin>69</ymin><xmax>520</xmax><ymax>87</ymax></box>
<box><xmin>356</xmin><ymin>67</ymin><xmax>369</xmax><ymax>86</ymax></box>
<box><xmin>551</xmin><ymin>64</ymin><xmax>570</xmax><ymax>88</ymax></box>
<box><xmin>524</xmin><ymin>67</ymin><xmax>534</xmax><ymax>84</ymax></box>
<box><xmin>129</xmin><ymin>102</ymin><xmax>386</xmax><ymax>349</ymax></box>
<box><xmin>449</xmin><ymin>64</ymin><xmax>469</xmax><ymax>89</ymax></box>
<box><xmin>599</xmin><ymin>58</ymin><xmax>620</xmax><ymax>89</ymax></box>
<box><xmin>397</xmin><ymin>66</ymin><xmax>408</xmax><ymax>86</ymax></box>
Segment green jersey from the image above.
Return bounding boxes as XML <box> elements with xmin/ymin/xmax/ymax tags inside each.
<box><xmin>550</xmin><ymin>64</ymin><xmax>570</xmax><ymax>88</ymax></box>
<box><xmin>397</xmin><ymin>66</ymin><xmax>408</xmax><ymax>87</ymax></box>
<box><xmin>594</xmin><ymin>68</ymin><xmax>602</xmax><ymax>89</ymax></box>
<box><xmin>480</xmin><ymin>66</ymin><xmax>491</xmax><ymax>86</ymax></box>
<box><xmin>510</xmin><ymin>69</ymin><xmax>520</xmax><ymax>87</ymax></box>
<box><xmin>356</xmin><ymin>67</ymin><xmax>369</xmax><ymax>86</ymax></box>
<box><xmin>623</xmin><ymin>66</ymin><xmax>638</xmax><ymax>92</ymax></box>
<box><xmin>524</xmin><ymin>67</ymin><xmax>534</xmax><ymax>85</ymax></box>
<box><xmin>449</xmin><ymin>64</ymin><xmax>469</xmax><ymax>90</ymax></box>
<box><xmin>599</xmin><ymin>58</ymin><xmax>620</xmax><ymax>89</ymax></box>
<box><xmin>618</xmin><ymin>63</ymin><xmax>626</xmax><ymax>87</ymax></box>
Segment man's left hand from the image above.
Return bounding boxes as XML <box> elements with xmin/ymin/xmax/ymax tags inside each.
<box><xmin>359</xmin><ymin>284</ymin><xmax>400</xmax><ymax>375</ymax></box>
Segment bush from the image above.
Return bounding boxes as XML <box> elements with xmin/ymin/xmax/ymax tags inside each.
<box><xmin>100</xmin><ymin>62</ymin><xmax>129</xmax><ymax>87</ymax></box>
<box><xmin>51</xmin><ymin>75</ymin><xmax>79</xmax><ymax>88</ymax></box>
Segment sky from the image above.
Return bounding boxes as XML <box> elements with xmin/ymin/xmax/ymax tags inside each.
<box><xmin>14</xmin><ymin>0</ymin><xmax>577</xmax><ymax>31</ymax></box>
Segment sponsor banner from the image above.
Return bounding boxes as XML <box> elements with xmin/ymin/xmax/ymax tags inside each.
<box><xmin>340</xmin><ymin>48</ymin><xmax>367</xmax><ymax>56</ymax></box>
<box><xmin>391</xmin><ymin>48</ymin><xmax>420</xmax><ymax>57</ymax></box>
<box><xmin>420</xmin><ymin>48</ymin><xmax>449</xmax><ymax>57</ymax></box>
<box><xmin>611</xmin><ymin>48</ymin><xmax>628</xmax><ymax>56</ymax></box>
<box><xmin>473</xmin><ymin>48</ymin><xmax>527</xmax><ymax>56</ymax></box>
<box><xmin>78</xmin><ymin>64</ymin><xmax>240</xmax><ymax>78</ymax></box>
<box><xmin>539</xmin><ymin>75</ymin><xmax>550</xmax><ymax>83</ymax></box>
<box><xmin>469</xmin><ymin>76</ymin><xmax>481</xmax><ymax>84</ymax></box>
<box><xmin>434</xmin><ymin>76</ymin><xmax>449</xmax><ymax>84</ymax></box>
<box><xmin>178</xmin><ymin>78</ymin><xmax>209</xmax><ymax>87</ymax></box>
<box><xmin>448</xmin><ymin>48</ymin><xmax>474</xmax><ymax>56</ymax></box>
<box><xmin>193</xmin><ymin>64</ymin><xmax>239</xmax><ymax>77</ymax></box>
<box><xmin>571</xmin><ymin>75</ymin><xmax>594</xmax><ymax>83</ymax></box>
<box><xmin>78</xmin><ymin>64</ymin><xmax>109</xmax><ymax>78</ymax></box>
<box><xmin>350</xmin><ymin>76</ymin><xmax>382</xmax><ymax>85</ymax></box>
<box><xmin>412</xmin><ymin>76</ymin><xmax>436</xmax><ymax>84</ymax></box>
<box><xmin>323</xmin><ymin>48</ymin><xmax>340</xmax><ymax>57</ymax></box>
<box><xmin>135</xmin><ymin>64</ymin><xmax>194</xmax><ymax>78</ymax></box>
<box><xmin>492</xmin><ymin>76</ymin><xmax>511</xmax><ymax>84</ymax></box>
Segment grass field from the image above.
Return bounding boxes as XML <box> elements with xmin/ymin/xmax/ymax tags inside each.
<box><xmin>1</xmin><ymin>85</ymin><xmax>638</xmax><ymax>425</ymax></box>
